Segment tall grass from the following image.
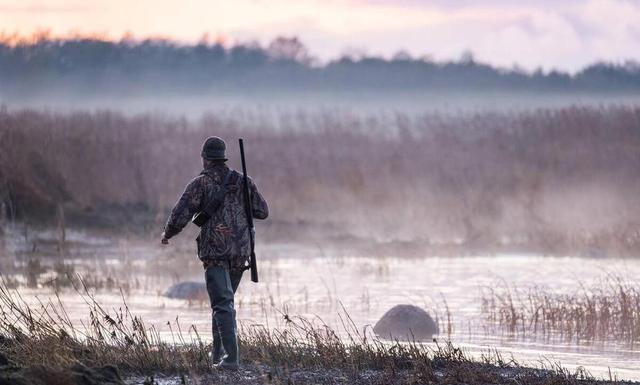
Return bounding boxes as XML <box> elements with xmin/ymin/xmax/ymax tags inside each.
<box><xmin>481</xmin><ymin>276</ymin><xmax>640</xmax><ymax>345</ymax></box>
<box><xmin>1</xmin><ymin>106</ymin><xmax>640</xmax><ymax>254</ymax></box>
<box><xmin>0</xmin><ymin>278</ymin><xmax>605</xmax><ymax>384</ymax></box>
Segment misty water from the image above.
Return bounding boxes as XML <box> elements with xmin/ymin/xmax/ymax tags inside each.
<box><xmin>9</xmin><ymin>92</ymin><xmax>640</xmax><ymax>117</ymax></box>
<box><xmin>5</xmin><ymin>229</ymin><xmax>640</xmax><ymax>381</ymax></box>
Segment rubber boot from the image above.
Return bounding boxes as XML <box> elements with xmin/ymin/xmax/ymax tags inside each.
<box><xmin>215</xmin><ymin>317</ymin><xmax>239</xmax><ymax>370</ymax></box>
<box><xmin>211</xmin><ymin>325</ymin><xmax>225</xmax><ymax>362</ymax></box>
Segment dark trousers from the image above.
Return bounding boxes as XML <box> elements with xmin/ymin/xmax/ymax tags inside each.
<box><xmin>205</xmin><ymin>264</ymin><xmax>243</xmax><ymax>364</ymax></box>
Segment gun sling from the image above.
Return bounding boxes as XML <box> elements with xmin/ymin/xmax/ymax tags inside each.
<box><xmin>191</xmin><ymin>170</ymin><xmax>234</xmax><ymax>227</ymax></box>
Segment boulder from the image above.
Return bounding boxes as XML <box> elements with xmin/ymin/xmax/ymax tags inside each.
<box><xmin>163</xmin><ymin>281</ymin><xmax>208</xmax><ymax>301</ymax></box>
<box><xmin>373</xmin><ymin>304</ymin><xmax>439</xmax><ymax>341</ymax></box>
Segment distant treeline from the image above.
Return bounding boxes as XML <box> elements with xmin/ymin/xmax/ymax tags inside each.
<box><xmin>1</xmin><ymin>36</ymin><xmax>640</xmax><ymax>97</ymax></box>
<box><xmin>1</xmin><ymin>106</ymin><xmax>639</xmax><ymax>255</ymax></box>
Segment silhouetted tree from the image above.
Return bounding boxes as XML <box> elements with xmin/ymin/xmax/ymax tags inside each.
<box><xmin>0</xmin><ymin>35</ymin><xmax>639</xmax><ymax>96</ymax></box>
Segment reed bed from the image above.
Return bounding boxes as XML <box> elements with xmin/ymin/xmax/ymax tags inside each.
<box><xmin>0</xmin><ymin>278</ymin><xmax>602</xmax><ymax>384</ymax></box>
<box><xmin>2</xmin><ymin>106</ymin><xmax>640</xmax><ymax>255</ymax></box>
<box><xmin>481</xmin><ymin>276</ymin><xmax>640</xmax><ymax>345</ymax></box>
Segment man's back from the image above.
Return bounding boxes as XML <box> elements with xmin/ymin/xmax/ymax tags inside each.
<box><xmin>163</xmin><ymin>162</ymin><xmax>268</xmax><ymax>270</ymax></box>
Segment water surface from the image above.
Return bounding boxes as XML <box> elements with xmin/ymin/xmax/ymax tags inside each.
<box><xmin>13</xmin><ymin>241</ymin><xmax>640</xmax><ymax>381</ymax></box>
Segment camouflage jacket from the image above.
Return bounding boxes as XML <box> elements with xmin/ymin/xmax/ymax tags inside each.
<box><xmin>163</xmin><ymin>163</ymin><xmax>269</xmax><ymax>271</ymax></box>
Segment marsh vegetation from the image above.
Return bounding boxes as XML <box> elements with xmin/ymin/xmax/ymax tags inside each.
<box><xmin>482</xmin><ymin>276</ymin><xmax>640</xmax><ymax>345</ymax></box>
<box><xmin>2</xmin><ymin>97</ymin><xmax>640</xmax><ymax>383</ymax></box>
<box><xmin>1</xmin><ymin>106</ymin><xmax>639</xmax><ymax>257</ymax></box>
<box><xmin>0</xmin><ymin>278</ymin><xmax>627</xmax><ymax>385</ymax></box>
<box><xmin>1</xmin><ymin>227</ymin><xmax>640</xmax><ymax>381</ymax></box>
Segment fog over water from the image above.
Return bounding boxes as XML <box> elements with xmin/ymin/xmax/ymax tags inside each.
<box><xmin>7</xmin><ymin>91</ymin><xmax>640</xmax><ymax>117</ymax></box>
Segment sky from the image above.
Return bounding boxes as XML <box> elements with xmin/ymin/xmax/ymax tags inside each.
<box><xmin>1</xmin><ymin>0</ymin><xmax>640</xmax><ymax>72</ymax></box>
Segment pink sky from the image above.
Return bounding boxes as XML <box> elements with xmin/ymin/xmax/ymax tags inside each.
<box><xmin>1</xmin><ymin>0</ymin><xmax>640</xmax><ymax>72</ymax></box>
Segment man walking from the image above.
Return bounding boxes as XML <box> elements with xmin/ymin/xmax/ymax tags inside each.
<box><xmin>161</xmin><ymin>136</ymin><xmax>269</xmax><ymax>371</ymax></box>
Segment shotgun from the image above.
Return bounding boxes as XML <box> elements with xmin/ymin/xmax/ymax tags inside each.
<box><xmin>239</xmin><ymin>138</ymin><xmax>258</xmax><ymax>283</ymax></box>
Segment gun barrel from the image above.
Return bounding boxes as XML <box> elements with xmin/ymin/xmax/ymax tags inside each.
<box><xmin>239</xmin><ymin>138</ymin><xmax>258</xmax><ymax>283</ymax></box>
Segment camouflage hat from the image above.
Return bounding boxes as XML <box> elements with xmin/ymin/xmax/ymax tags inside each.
<box><xmin>201</xmin><ymin>136</ymin><xmax>227</xmax><ymax>161</ymax></box>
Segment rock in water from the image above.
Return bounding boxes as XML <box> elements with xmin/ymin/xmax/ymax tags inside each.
<box><xmin>163</xmin><ymin>281</ymin><xmax>208</xmax><ymax>301</ymax></box>
<box><xmin>373</xmin><ymin>304</ymin><xmax>439</xmax><ymax>341</ymax></box>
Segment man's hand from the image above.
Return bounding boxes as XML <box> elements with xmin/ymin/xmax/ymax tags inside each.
<box><xmin>161</xmin><ymin>232</ymin><xmax>169</xmax><ymax>245</ymax></box>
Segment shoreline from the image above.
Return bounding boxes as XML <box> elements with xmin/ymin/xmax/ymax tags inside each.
<box><xmin>2</xmin><ymin>348</ymin><xmax>638</xmax><ymax>385</ymax></box>
<box><xmin>0</xmin><ymin>281</ymin><xmax>638</xmax><ymax>385</ymax></box>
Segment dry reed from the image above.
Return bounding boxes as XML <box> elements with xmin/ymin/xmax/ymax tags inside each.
<box><xmin>0</xmin><ymin>277</ymin><xmax>603</xmax><ymax>384</ymax></box>
<box><xmin>1</xmin><ymin>106</ymin><xmax>640</xmax><ymax>255</ymax></box>
<box><xmin>481</xmin><ymin>276</ymin><xmax>640</xmax><ymax>345</ymax></box>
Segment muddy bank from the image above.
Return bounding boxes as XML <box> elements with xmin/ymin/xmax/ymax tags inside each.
<box><xmin>127</xmin><ymin>362</ymin><xmax>640</xmax><ymax>385</ymax></box>
<box><xmin>0</xmin><ymin>351</ymin><xmax>124</xmax><ymax>385</ymax></box>
<box><xmin>3</xmin><ymin>360</ymin><xmax>634</xmax><ymax>385</ymax></box>
<box><xmin>1</xmin><ymin>341</ymin><xmax>637</xmax><ymax>385</ymax></box>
